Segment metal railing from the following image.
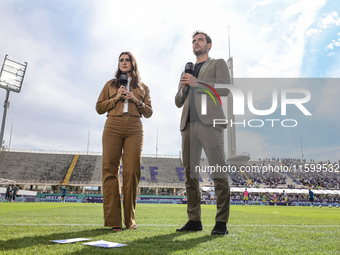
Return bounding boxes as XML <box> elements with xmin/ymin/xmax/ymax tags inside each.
<box><xmin>1</xmin><ymin>148</ymin><xmax>180</xmax><ymax>158</ymax></box>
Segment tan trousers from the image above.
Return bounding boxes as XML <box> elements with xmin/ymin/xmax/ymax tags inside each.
<box><xmin>102</xmin><ymin>115</ymin><xmax>143</xmax><ymax>229</ymax></box>
<box><xmin>181</xmin><ymin>121</ymin><xmax>230</xmax><ymax>223</ymax></box>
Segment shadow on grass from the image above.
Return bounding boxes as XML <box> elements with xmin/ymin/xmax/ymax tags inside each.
<box><xmin>68</xmin><ymin>230</ymin><xmax>224</xmax><ymax>255</ymax></box>
<box><xmin>0</xmin><ymin>227</ymin><xmax>225</xmax><ymax>254</ymax></box>
<box><xmin>0</xmin><ymin>227</ymin><xmax>111</xmax><ymax>252</ymax></box>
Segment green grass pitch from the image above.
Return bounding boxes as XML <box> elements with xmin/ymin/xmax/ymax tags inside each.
<box><xmin>0</xmin><ymin>203</ymin><xmax>339</xmax><ymax>254</ymax></box>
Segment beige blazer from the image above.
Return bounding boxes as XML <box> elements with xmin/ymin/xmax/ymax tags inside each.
<box><xmin>175</xmin><ymin>57</ymin><xmax>230</xmax><ymax>131</ymax></box>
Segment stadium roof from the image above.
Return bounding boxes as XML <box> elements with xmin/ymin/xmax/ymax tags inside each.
<box><xmin>0</xmin><ymin>178</ymin><xmax>16</xmax><ymax>185</ymax></box>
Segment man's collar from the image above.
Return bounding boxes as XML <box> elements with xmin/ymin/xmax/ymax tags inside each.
<box><xmin>196</xmin><ymin>55</ymin><xmax>210</xmax><ymax>64</ymax></box>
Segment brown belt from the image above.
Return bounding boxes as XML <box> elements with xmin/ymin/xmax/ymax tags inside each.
<box><xmin>121</xmin><ymin>112</ymin><xmax>139</xmax><ymax>117</ymax></box>
<box><xmin>108</xmin><ymin>113</ymin><xmax>140</xmax><ymax>117</ymax></box>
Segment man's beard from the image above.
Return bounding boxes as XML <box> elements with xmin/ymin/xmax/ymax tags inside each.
<box><xmin>193</xmin><ymin>46</ymin><xmax>208</xmax><ymax>56</ymax></box>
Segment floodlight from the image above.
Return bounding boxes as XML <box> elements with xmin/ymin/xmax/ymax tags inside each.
<box><xmin>0</xmin><ymin>55</ymin><xmax>28</xmax><ymax>150</ymax></box>
<box><xmin>0</xmin><ymin>55</ymin><xmax>27</xmax><ymax>93</ymax></box>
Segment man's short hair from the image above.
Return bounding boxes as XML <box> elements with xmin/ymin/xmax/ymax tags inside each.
<box><xmin>192</xmin><ymin>31</ymin><xmax>212</xmax><ymax>44</ymax></box>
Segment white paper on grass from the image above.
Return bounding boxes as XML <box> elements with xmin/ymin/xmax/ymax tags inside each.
<box><xmin>51</xmin><ymin>238</ymin><xmax>91</xmax><ymax>244</ymax></box>
<box><xmin>82</xmin><ymin>240</ymin><xmax>127</xmax><ymax>248</ymax></box>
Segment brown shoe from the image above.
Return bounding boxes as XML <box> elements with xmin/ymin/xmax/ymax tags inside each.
<box><xmin>129</xmin><ymin>224</ymin><xmax>137</xmax><ymax>230</ymax></box>
<box><xmin>112</xmin><ymin>227</ymin><xmax>123</xmax><ymax>232</ymax></box>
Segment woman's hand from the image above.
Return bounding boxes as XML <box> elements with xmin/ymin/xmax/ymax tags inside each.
<box><xmin>125</xmin><ymin>91</ymin><xmax>139</xmax><ymax>104</ymax></box>
<box><xmin>114</xmin><ymin>86</ymin><xmax>128</xmax><ymax>100</ymax></box>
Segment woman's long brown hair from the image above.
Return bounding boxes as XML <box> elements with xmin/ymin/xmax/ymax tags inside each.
<box><xmin>111</xmin><ymin>51</ymin><xmax>140</xmax><ymax>89</ymax></box>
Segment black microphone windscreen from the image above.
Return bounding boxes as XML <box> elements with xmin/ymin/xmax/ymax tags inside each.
<box><xmin>119</xmin><ymin>73</ymin><xmax>128</xmax><ymax>86</ymax></box>
<box><xmin>185</xmin><ymin>62</ymin><xmax>195</xmax><ymax>75</ymax></box>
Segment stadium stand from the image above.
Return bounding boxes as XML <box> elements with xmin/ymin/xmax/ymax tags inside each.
<box><xmin>0</xmin><ymin>151</ymin><xmax>74</xmax><ymax>184</ymax></box>
<box><xmin>68</xmin><ymin>155</ymin><xmax>101</xmax><ymax>184</ymax></box>
<box><xmin>62</xmin><ymin>155</ymin><xmax>79</xmax><ymax>185</ymax></box>
<box><xmin>0</xmin><ymin>151</ymin><xmax>187</xmax><ymax>192</ymax></box>
<box><xmin>139</xmin><ymin>157</ymin><xmax>185</xmax><ymax>187</ymax></box>
<box><xmin>0</xmin><ymin>150</ymin><xmax>339</xmax><ymax>194</ymax></box>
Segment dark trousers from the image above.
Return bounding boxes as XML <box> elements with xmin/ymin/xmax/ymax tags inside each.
<box><xmin>181</xmin><ymin>121</ymin><xmax>230</xmax><ymax>223</ymax></box>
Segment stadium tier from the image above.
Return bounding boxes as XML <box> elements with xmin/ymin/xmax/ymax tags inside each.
<box><xmin>0</xmin><ymin>151</ymin><xmax>339</xmax><ymax>193</ymax></box>
<box><xmin>0</xmin><ymin>151</ymin><xmax>74</xmax><ymax>184</ymax></box>
<box><xmin>0</xmin><ymin>151</ymin><xmax>190</xmax><ymax>191</ymax></box>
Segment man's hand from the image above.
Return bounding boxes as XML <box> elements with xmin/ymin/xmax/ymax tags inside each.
<box><xmin>180</xmin><ymin>73</ymin><xmax>198</xmax><ymax>89</ymax></box>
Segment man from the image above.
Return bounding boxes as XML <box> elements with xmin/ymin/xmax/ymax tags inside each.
<box><xmin>243</xmin><ymin>188</ymin><xmax>248</xmax><ymax>206</ymax></box>
<box><xmin>262</xmin><ymin>194</ymin><xmax>266</xmax><ymax>205</ymax></box>
<box><xmin>209</xmin><ymin>189</ymin><xmax>215</xmax><ymax>205</ymax></box>
<box><xmin>61</xmin><ymin>186</ymin><xmax>67</xmax><ymax>203</ymax></box>
<box><xmin>273</xmin><ymin>193</ymin><xmax>277</xmax><ymax>206</ymax></box>
<box><xmin>5</xmin><ymin>184</ymin><xmax>12</xmax><ymax>202</ymax></box>
<box><xmin>175</xmin><ymin>31</ymin><xmax>230</xmax><ymax>235</ymax></box>
<box><xmin>11</xmin><ymin>184</ymin><xmax>19</xmax><ymax>202</ymax></box>
<box><xmin>309</xmin><ymin>188</ymin><xmax>314</xmax><ymax>207</ymax></box>
<box><xmin>4</xmin><ymin>184</ymin><xmax>12</xmax><ymax>202</ymax></box>
<box><xmin>283</xmin><ymin>190</ymin><xmax>288</xmax><ymax>206</ymax></box>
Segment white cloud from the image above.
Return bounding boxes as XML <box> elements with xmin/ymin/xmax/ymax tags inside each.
<box><xmin>259</xmin><ymin>26</ymin><xmax>273</xmax><ymax>34</ymax></box>
<box><xmin>326</xmin><ymin>42</ymin><xmax>334</xmax><ymax>50</ymax></box>
<box><xmin>303</xmin><ymin>145</ymin><xmax>340</xmax><ymax>162</ymax></box>
<box><xmin>0</xmin><ymin>0</ymin><xmax>339</xmax><ymax>161</ymax></box>
<box><xmin>257</xmin><ymin>0</ymin><xmax>274</xmax><ymax>7</ymax></box>
<box><xmin>325</xmin><ymin>38</ymin><xmax>340</xmax><ymax>50</ymax></box>
<box><xmin>314</xmin><ymin>81</ymin><xmax>340</xmax><ymax>117</ymax></box>
<box><xmin>326</xmin><ymin>52</ymin><xmax>335</xmax><ymax>56</ymax></box>
<box><xmin>235</xmin><ymin>129</ymin><xmax>273</xmax><ymax>159</ymax></box>
<box><xmin>318</xmin><ymin>11</ymin><xmax>340</xmax><ymax>29</ymax></box>
<box><xmin>306</xmin><ymin>28</ymin><xmax>322</xmax><ymax>36</ymax></box>
<box><xmin>304</xmin><ymin>10</ymin><xmax>340</xmax><ymax>43</ymax></box>
<box><xmin>284</xmin><ymin>0</ymin><xmax>325</xmax><ymax>18</ymax></box>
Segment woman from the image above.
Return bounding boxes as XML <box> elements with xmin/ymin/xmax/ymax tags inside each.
<box><xmin>96</xmin><ymin>52</ymin><xmax>152</xmax><ymax>231</ymax></box>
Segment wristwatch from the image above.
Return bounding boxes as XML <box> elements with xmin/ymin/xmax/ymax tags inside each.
<box><xmin>138</xmin><ymin>101</ymin><xmax>143</xmax><ymax>107</ymax></box>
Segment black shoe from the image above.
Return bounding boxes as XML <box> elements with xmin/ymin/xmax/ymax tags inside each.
<box><xmin>211</xmin><ymin>222</ymin><xmax>228</xmax><ymax>235</ymax></box>
<box><xmin>176</xmin><ymin>220</ymin><xmax>203</xmax><ymax>232</ymax></box>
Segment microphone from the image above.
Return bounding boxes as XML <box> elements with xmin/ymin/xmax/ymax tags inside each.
<box><xmin>119</xmin><ymin>73</ymin><xmax>128</xmax><ymax>101</ymax></box>
<box><xmin>184</xmin><ymin>62</ymin><xmax>194</xmax><ymax>97</ymax></box>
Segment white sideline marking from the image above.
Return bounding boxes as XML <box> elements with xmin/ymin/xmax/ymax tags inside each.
<box><xmin>0</xmin><ymin>223</ymin><xmax>339</xmax><ymax>227</ymax></box>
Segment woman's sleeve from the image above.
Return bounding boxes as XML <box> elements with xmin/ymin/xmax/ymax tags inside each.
<box><xmin>139</xmin><ymin>85</ymin><xmax>153</xmax><ymax>118</ymax></box>
<box><xmin>96</xmin><ymin>82</ymin><xmax>118</xmax><ymax>115</ymax></box>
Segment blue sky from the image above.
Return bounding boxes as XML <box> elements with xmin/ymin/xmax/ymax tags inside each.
<box><xmin>0</xmin><ymin>0</ymin><xmax>339</xmax><ymax>161</ymax></box>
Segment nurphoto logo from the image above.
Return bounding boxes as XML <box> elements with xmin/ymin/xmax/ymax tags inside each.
<box><xmin>199</xmin><ymin>82</ymin><xmax>312</xmax><ymax>128</ymax></box>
